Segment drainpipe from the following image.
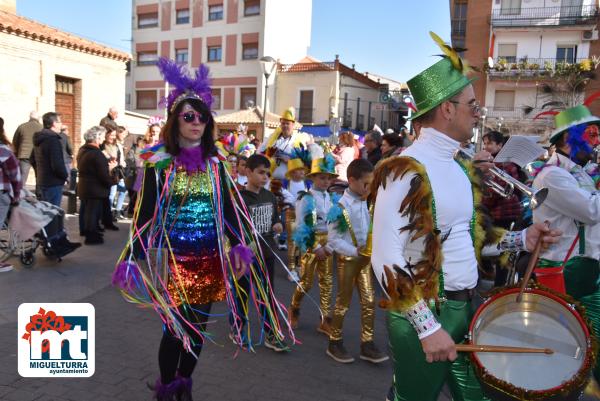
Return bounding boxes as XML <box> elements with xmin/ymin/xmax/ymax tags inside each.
<box><xmin>343</xmin><ymin>92</ymin><xmax>348</xmax><ymax>127</ymax></box>
<box><xmin>356</xmin><ymin>97</ymin><xmax>360</xmax><ymax>130</ymax></box>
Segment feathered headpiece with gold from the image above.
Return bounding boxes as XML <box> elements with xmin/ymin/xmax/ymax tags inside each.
<box><xmin>157</xmin><ymin>57</ymin><xmax>213</xmax><ymax>113</ymax></box>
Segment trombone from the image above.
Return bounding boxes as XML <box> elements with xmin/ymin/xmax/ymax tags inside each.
<box><xmin>456</xmin><ymin>148</ymin><xmax>549</xmax><ymax>210</ymax></box>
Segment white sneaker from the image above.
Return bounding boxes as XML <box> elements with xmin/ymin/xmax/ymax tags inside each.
<box><xmin>287</xmin><ymin>270</ymin><xmax>300</xmax><ymax>282</ymax></box>
<box><xmin>0</xmin><ymin>263</ymin><xmax>14</xmax><ymax>272</ymax></box>
<box><xmin>278</xmin><ymin>242</ymin><xmax>288</xmax><ymax>251</ymax></box>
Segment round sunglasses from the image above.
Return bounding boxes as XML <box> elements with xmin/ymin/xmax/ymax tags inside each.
<box><xmin>178</xmin><ymin>111</ymin><xmax>209</xmax><ymax>124</ymax></box>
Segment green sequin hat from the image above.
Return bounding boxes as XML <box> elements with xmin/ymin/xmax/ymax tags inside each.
<box><xmin>408</xmin><ymin>32</ymin><xmax>476</xmax><ymax>120</ymax></box>
<box><xmin>548</xmin><ymin>105</ymin><xmax>600</xmax><ymax>144</ymax></box>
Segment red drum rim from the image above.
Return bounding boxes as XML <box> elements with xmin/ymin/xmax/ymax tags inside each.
<box><xmin>468</xmin><ymin>286</ymin><xmax>593</xmax><ymax>396</ymax></box>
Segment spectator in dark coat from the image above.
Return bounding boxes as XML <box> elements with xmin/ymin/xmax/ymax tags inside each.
<box><xmin>363</xmin><ymin>131</ymin><xmax>382</xmax><ymax>166</ymax></box>
<box><xmin>13</xmin><ymin>111</ymin><xmax>42</xmax><ymax>184</ymax></box>
<box><xmin>59</xmin><ymin>125</ymin><xmax>74</xmax><ymax>185</ymax></box>
<box><xmin>99</xmin><ymin>107</ymin><xmax>119</xmax><ymax>131</ymax></box>
<box><xmin>31</xmin><ymin>112</ymin><xmax>80</xmax><ymax>255</ymax></box>
<box><xmin>31</xmin><ymin>112</ymin><xmax>67</xmax><ymax>206</ymax></box>
<box><xmin>380</xmin><ymin>133</ymin><xmax>404</xmax><ymax>159</ymax></box>
<box><xmin>77</xmin><ymin>126</ymin><xmax>118</xmax><ymax>245</ymax></box>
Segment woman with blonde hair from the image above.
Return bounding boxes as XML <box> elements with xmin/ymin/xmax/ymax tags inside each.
<box><xmin>332</xmin><ymin>131</ymin><xmax>356</xmax><ymax>181</ymax></box>
<box><xmin>144</xmin><ymin>123</ymin><xmax>161</xmax><ymax>147</ymax></box>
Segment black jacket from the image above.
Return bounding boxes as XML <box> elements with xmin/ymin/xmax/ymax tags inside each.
<box><xmin>31</xmin><ymin>129</ymin><xmax>68</xmax><ymax>187</ymax></box>
<box><xmin>367</xmin><ymin>147</ymin><xmax>382</xmax><ymax>166</ymax></box>
<box><xmin>77</xmin><ymin>144</ymin><xmax>116</xmax><ymax>199</ymax></box>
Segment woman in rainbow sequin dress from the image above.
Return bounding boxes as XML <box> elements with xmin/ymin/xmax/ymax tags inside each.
<box><xmin>112</xmin><ymin>59</ymin><xmax>291</xmax><ymax>401</ymax></box>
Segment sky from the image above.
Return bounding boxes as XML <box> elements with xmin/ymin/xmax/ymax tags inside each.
<box><xmin>16</xmin><ymin>0</ymin><xmax>451</xmax><ymax>83</ymax></box>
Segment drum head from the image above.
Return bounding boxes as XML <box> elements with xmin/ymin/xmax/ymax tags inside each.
<box><xmin>471</xmin><ymin>289</ymin><xmax>588</xmax><ymax>392</ymax></box>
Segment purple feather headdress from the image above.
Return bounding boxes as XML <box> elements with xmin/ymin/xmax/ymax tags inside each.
<box><xmin>156</xmin><ymin>57</ymin><xmax>213</xmax><ymax>112</ymax></box>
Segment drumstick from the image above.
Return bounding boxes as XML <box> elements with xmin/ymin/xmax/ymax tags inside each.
<box><xmin>456</xmin><ymin>344</ymin><xmax>554</xmax><ymax>354</ymax></box>
<box><xmin>516</xmin><ymin>221</ymin><xmax>550</xmax><ymax>303</ymax></box>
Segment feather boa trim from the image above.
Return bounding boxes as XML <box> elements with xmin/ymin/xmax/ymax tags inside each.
<box><xmin>372</xmin><ymin>156</ymin><xmax>505</xmax><ymax>312</ymax></box>
<box><xmin>291</xmin><ymin>192</ymin><xmax>316</xmax><ymax>253</ymax></box>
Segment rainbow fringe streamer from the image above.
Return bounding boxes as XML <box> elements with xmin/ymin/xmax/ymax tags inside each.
<box><xmin>113</xmin><ymin>155</ymin><xmax>295</xmax><ymax>353</ymax></box>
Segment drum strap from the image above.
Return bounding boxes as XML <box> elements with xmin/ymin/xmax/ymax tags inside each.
<box><xmin>560</xmin><ymin>227</ymin><xmax>582</xmax><ymax>269</ymax></box>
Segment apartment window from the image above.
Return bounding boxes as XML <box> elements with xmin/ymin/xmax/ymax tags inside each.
<box><xmin>138</xmin><ymin>12</ymin><xmax>159</xmax><ymax>28</ymax></box>
<box><xmin>240</xmin><ymin>88</ymin><xmax>256</xmax><ymax>109</ymax></box>
<box><xmin>176</xmin><ymin>9</ymin><xmax>190</xmax><ymax>24</ymax></box>
<box><xmin>137</xmin><ymin>90</ymin><xmax>157</xmax><ymax>109</ymax></box>
<box><xmin>500</xmin><ymin>0</ymin><xmax>521</xmax><ymax>15</ymax></box>
<box><xmin>208</xmin><ymin>46</ymin><xmax>222</xmax><ymax>62</ymax></box>
<box><xmin>176</xmin><ymin>49</ymin><xmax>188</xmax><ymax>64</ymax></box>
<box><xmin>242</xmin><ymin>43</ymin><xmax>259</xmax><ymax>60</ymax></box>
<box><xmin>137</xmin><ymin>52</ymin><xmax>158</xmax><ymax>66</ymax></box>
<box><xmin>494</xmin><ymin>90</ymin><xmax>515</xmax><ymax>111</ymax></box>
<box><xmin>498</xmin><ymin>43</ymin><xmax>517</xmax><ymax>63</ymax></box>
<box><xmin>209</xmin><ymin>5</ymin><xmax>224</xmax><ymax>20</ymax></box>
<box><xmin>298</xmin><ymin>90</ymin><xmax>313</xmax><ymax>123</ymax></box>
<box><xmin>556</xmin><ymin>46</ymin><xmax>577</xmax><ymax>63</ymax></box>
<box><xmin>244</xmin><ymin>0</ymin><xmax>260</xmax><ymax>16</ymax></box>
<box><xmin>212</xmin><ymin>88</ymin><xmax>222</xmax><ymax>109</ymax></box>
<box><xmin>452</xmin><ymin>1</ymin><xmax>467</xmax><ymax>36</ymax></box>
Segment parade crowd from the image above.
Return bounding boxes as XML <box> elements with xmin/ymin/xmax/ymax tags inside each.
<box><xmin>1</xmin><ymin>32</ymin><xmax>600</xmax><ymax>401</ymax></box>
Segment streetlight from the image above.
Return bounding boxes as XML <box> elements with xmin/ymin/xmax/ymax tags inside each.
<box><xmin>260</xmin><ymin>56</ymin><xmax>277</xmax><ymax>140</ymax></box>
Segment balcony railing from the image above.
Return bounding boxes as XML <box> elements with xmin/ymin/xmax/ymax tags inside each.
<box><xmin>485</xmin><ymin>107</ymin><xmax>556</xmax><ymax>124</ymax></box>
<box><xmin>486</xmin><ymin>57</ymin><xmax>596</xmax><ymax>78</ymax></box>
<box><xmin>491</xmin><ymin>5</ymin><xmax>597</xmax><ymax>27</ymax></box>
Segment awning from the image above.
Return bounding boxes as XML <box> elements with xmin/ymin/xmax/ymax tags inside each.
<box><xmin>299</xmin><ymin>125</ymin><xmax>367</xmax><ymax>138</ymax></box>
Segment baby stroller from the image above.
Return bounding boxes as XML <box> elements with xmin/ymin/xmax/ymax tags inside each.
<box><xmin>0</xmin><ymin>189</ymin><xmax>69</xmax><ymax>267</ymax></box>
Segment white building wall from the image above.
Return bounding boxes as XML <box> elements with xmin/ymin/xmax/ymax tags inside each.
<box><xmin>131</xmin><ymin>0</ymin><xmax>311</xmax><ymax>118</ymax></box>
<box><xmin>263</xmin><ymin>0</ymin><xmax>311</xmax><ymax>64</ymax></box>
<box><xmin>339</xmin><ymin>75</ymin><xmax>386</xmax><ymax>130</ymax></box>
<box><xmin>275</xmin><ymin>70</ymin><xmax>337</xmax><ymax>124</ymax></box>
<box><xmin>494</xmin><ymin>30</ymin><xmax>590</xmax><ymax>60</ymax></box>
<box><xmin>0</xmin><ymin>32</ymin><xmax>127</xmax><ymax>141</ymax></box>
<box><xmin>486</xmin><ymin>81</ymin><xmax>538</xmax><ymax>109</ymax></box>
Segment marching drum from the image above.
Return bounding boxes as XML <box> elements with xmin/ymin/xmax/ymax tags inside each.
<box><xmin>468</xmin><ymin>286</ymin><xmax>595</xmax><ymax>401</ymax></box>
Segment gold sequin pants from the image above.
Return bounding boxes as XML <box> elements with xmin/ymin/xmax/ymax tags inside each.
<box><xmin>330</xmin><ymin>255</ymin><xmax>375</xmax><ymax>343</ymax></box>
<box><xmin>290</xmin><ymin>233</ymin><xmax>333</xmax><ymax>317</ymax></box>
<box><xmin>285</xmin><ymin>208</ymin><xmax>298</xmax><ymax>271</ymax></box>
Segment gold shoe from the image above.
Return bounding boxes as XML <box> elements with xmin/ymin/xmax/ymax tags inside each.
<box><xmin>316</xmin><ymin>316</ymin><xmax>332</xmax><ymax>336</ymax></box>
<box><xmin>289</xmin><ymin>307</ymin><xmax>300</xmax><ymax>329</ymax></box>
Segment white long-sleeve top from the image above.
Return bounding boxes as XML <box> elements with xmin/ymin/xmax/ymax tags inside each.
<box><xmin>295</xmin><ymin>188</ymin><xmax>332</xmax><ymax>251</ymax></box>
<box><xmin>259</xmin><ymin>131</ymin><xmax>306</xmax><ymax>180</ymax></box>
<box><xmin>533</xmin><ymin>152</ymin><xmax>600</xmax><ymax>261</ymax></box>
<box><xmin>371</xmin><ymin>127</ymin><xmax>479</xmax><ymax>293</ymax></box>
<box><xmin>282</xmin><ymin>179</ymin><xmax>307</xmax><ymax>205</ymax></box>
<box><xmin>327</xmin><ymin>189</ymin><xmax>370</xmax><ymax>257</ymax></box>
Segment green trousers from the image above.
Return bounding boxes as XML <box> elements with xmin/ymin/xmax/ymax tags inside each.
<box><xmin>387</xmin><ymin>300</ymin><xmax>488</xmax><ymax>401</ymax></box>
<box><xmin>560</xmin><ymin>256</ymin><xmax>600</xmax><ymax>383</ymax></box>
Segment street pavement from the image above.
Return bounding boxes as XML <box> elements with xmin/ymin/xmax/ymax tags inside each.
<box><xmin>0</xmin><ymin>209</ymin><xmax>598</xmax><ymax>401</ymax></box>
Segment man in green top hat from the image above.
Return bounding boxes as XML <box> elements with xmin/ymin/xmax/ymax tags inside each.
<box><xmin>370</xmin><ymin>32</ymin><xmax>561</xmax><ymax>401</ymax></box>
<box><xmin>531</xmin><ymin>102</ymin><xmax>600</xmax><ymax>383</ymax></box>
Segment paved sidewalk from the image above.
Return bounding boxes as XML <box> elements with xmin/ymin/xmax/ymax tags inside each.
<box><xmin>1</xmin><ymin>212</ymin><xmax>597</xmax><ymax>401</ymax></box>
<box><xmin>0</xmin><ymin>215</ymin><xmax>397</xmax><ymax>401</ymax></box>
